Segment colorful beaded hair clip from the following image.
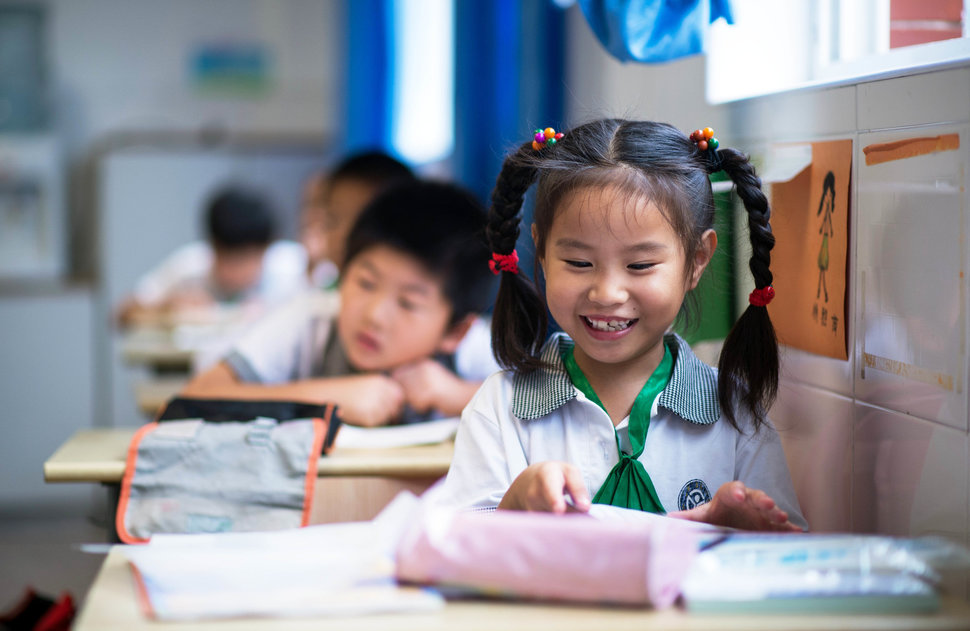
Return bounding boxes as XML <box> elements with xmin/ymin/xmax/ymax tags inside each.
<box><xmin>689</xmin><ymin>127</ymin><xmax>719</xmax><ymax>151</ymax></box>
<box><xmin>532</xmin><ymin>127</ymin><xmax>564</xmax><ymax>151</ymax></box>
<box><xmin>690</xmin><ymin>126</ymin><xmax>724</xmax><ymax>173</ymax></box>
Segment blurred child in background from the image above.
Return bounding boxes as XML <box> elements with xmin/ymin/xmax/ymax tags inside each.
<box><xmin>117</xmin><ymin>186</ymin><xmax>307</xmax><ymax>327</ymax></box>
<box><xmin>184</xmin><ymin>180</ymin><xmax>497</xmax><ymax>426</ymax></box>
<box><xmin>298</xmin><ymin>150</ymin><xmax>499</xmax><ymax>386</ymax></box>
<box><xmin>300</xmin><ymin>151</ymin><xmax>414</xmax><ymax>287</ymax></box>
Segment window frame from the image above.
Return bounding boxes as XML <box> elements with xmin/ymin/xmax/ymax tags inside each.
<box><xmin>706</xmin><ymin>0</ymin><xmax>970</xmax><ymax>104</ymax></box>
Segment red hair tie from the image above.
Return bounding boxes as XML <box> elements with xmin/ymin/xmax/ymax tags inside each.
<box><xmin>489</xmin><ymin>250</ymin><xmax>520</xmax><ymax>275</ymax></box>
<box><xmin>748</xmin><ymin>286</ymin><xmax>775</xmax><ymax>307</ymax></box>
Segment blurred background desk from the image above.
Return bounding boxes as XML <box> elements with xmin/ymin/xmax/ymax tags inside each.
<box><xmin>44</xmin><ymin>428</ymin><xmax>453</xmax><ymax>527</ymax></box>
<box><xmin>74</xmin><ymin>546</ymin><xmax>970</xmax><ymax>631</ymax></box>
<box><xmin>120</xmin><ymin>313</ymin><xmax>260</xmax><ymax>417</ymax></box>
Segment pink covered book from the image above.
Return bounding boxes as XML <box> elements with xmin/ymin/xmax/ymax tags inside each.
<box><xmin>395</xmin><ymin>505</ymin><xmax>704</xmax><ymax>608</ymax></box>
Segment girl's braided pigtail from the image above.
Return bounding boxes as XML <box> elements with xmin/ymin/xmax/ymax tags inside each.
<box><xmin>487</xmin><ymin>142</ymin><xmax>547</xmax><ymax>373</ymax></box>
<box><xmin>716</xmin><ymin>148</ymin><xmax>778</xmax><ymax>431</ymax></box>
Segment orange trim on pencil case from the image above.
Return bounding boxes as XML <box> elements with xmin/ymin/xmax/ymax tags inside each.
<box><xmin>115</xmin><ymin>422</ymin><xmax>158</xmax><ymax>544</ymax></box>
<box><xmin>863</xmin><ymin>134</ymin><xmax>959</xmax><ymax>165</ymax></box>
<box><xmin>301</xmin><ymin>413</ymin><xmax>329</xmax><ymax>526</ymax></box>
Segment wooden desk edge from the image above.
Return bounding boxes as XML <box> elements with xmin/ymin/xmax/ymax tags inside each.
<box><xmin>44</xmin><ymin>429</ymin><xmax>454</xmax><ymax>483</ymax></box>
<box><xmin>44</xmin><ymin>462</ymin><xmax>127</xmax><ymax>483</ymax></box>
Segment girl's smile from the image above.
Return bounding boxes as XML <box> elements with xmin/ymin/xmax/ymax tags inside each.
<box><xmin>582</xmin><ymin>315</ymin><xmax>638</xmax><ymax>338</ymax></box>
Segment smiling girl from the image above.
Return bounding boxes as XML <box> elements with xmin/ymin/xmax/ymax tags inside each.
<box><xmin>440</xmin><ymin>119</ymin><xmax>807</xmax><ymax>531</ymax></box>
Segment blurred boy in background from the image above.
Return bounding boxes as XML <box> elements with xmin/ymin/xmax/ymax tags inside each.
<box><xmin>299</xmin><ymin>150</ymin><xmax>498</xmax><ymax>384</ymax></box>
<box><xmin>300</xmin><ymin>151</ymin><xmax>414</xmax><ymax>287</ymax></box>
<box><xmin>185</xmin><ymin>180</ymin><xmax>495</xmax><ymax>426</ymax></box>
<box><xmin>117</xmin><ymin>186</ymin><xmax>307</xmax><ymax>327</ymax></box>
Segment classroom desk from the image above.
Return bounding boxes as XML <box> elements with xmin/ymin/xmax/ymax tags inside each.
<box><xmin>44</xmin><ymin>428</ymin><xmax>453</xmax><ymax>525</ymax></box>
<box><xmin>74</xmin><ymin>546</ymin><xmax>970</xmax><ymax>631</ymax></box>
<box><xmin>121</xmin><ymin>326</ymin><xmax>196</xmax><ymax>371</ymax></box>
<box><xmin>132</xmin><ymin>376</ymin><xmax>189</xmax><ymax>417</ymax></box>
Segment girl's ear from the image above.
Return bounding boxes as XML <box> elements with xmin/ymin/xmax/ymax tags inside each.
<box><xmin>437</xmin><ymin>314</ymin><xmax>478</xmax><ymax>354</ymax></box>
<box><xmin>688</xmin><ymin>229</ymin><xmax>718</xmax><ymax>289</ymax></box>
<box><xmin>531</xmin><ymin>223</ymin><xmax>542</xmax><ymax>265</ymax></box>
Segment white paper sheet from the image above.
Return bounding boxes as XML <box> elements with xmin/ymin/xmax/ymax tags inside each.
<box><xmin>122</xmin><ymin>494</ymin><xmax>442</xmax><ymax>621</ymax></box>
<box><xmin>333</xmin><ymin>416</ymin><xmax>459</xmax><ymax>449</ymax></box>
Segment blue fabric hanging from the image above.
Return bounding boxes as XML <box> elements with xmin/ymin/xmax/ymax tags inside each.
<box><xmin>578</xmin><ymin>0</ymin><xmax>733</xmax><ymax>63</ymax></box>
<box><xmin>343</xmin><ymin>0</ymin><xmax>395</xmax><ymax>152</ymax></box>
<box><xmin>454</xmin><ymin>1</ymin><xmax>565</xmax><ymax>204</ymax></box>
<box><xmin>454</xmin><ymin>0</ymin><xmax>566</xmax><ymax>285</ymax></box>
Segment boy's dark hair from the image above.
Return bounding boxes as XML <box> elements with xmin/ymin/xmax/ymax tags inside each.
<box><xmin>343</xmin><ymin>180</ymin><xmax>494</xmax><ymax>326</ymax></box>
<box><xmin>205</xmin><ymin>187</ymin><xmax>276</xmax><ymax>249</ymax></box>
<box><xmin>486</xmin><ymin>119</ymin><xmax>777</xmax><ymax>431</ymax></box>
<box><xmin>328</xmin><ymin>150</ymin><xmax>415</xmax><ymax>191</ymax></box>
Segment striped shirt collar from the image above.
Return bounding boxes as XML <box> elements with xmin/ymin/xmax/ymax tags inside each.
<box><xmin>510</xmin><ymin>332</ymin><xmax>720</xmax><ymax>425</ymax></box>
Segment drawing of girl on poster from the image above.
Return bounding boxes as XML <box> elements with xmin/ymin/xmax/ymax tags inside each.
<box><xmin>817</xmin><ymin>171</ymin><xmax>835</xmax><ymax>302</ymax></box>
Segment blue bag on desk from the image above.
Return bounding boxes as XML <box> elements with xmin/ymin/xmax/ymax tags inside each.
<box><xmin>116</xmin><ymin>397</ymin><xmax>340</xmax><ymax>544</ymax></box>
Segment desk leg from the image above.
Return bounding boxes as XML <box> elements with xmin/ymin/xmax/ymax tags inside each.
<box><xmin>309</xmin><ymin>476</ymin><xmax>443</xmax><ymax>524</ymax></box>
<box><xmin>101</xmin><ymin>483</ymin><xmax>121</xmax><ymax>544</ymax></box>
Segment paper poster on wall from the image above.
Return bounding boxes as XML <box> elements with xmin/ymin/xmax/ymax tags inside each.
<box><xmin>768</xmin><ymin>139</ymin><xmax>852</xmax><ymax>360</ymax></box>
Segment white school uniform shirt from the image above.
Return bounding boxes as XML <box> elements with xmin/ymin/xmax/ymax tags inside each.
<box><xmin>454</xmin><ymin>315</ymin><xmax>501</xmax><ymax>382</ymax></box>
<box><xmin>133</xmin><ymin>240</ymin><xmax>308</xmax><ymax>307</ymax></box>
<box><xmin>225</xmin><ymin>289</ymin><xmax>342</xmax><ymax>383</ymax></box>
<box><xmin>439</xmin><ymin>332</ymin><xmax>808</xmax><ymax>531</ymax></box>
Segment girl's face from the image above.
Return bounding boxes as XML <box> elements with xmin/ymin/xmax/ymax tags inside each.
<box><xmin>537</xmin><ymin>185</ymin><xmax>715</xmax><ymax>379</ymax></box>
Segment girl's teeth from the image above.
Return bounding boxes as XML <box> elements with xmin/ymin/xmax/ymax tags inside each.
<box><xmin>585</xmin><ymin>318</ymin><xmax>632</xmax><ymax>331</ymax></box>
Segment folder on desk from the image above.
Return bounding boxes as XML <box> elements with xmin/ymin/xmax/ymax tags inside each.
<box><xmin>116</xmin><ymin>397</ymin><xmax>340</xmax><ymax>543</ymax></box>
<box><xmin>679</xmin><ymin>533</ymin><xmax>970</xmax><ymax>614</ymax></box>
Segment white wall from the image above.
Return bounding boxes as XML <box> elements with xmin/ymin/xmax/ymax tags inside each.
<box><xmin>49</xmin><ymin>0</ymin><xmax>338</xmax><ymax>160</ymax></box>
<box><xmin>0</xmin><ymin>290</ymin><xmax>94</xmax><ymax>511</ymax></box>
<box><xmin>565</xmin><ymin>7</ymin><xmax>970</xmax><ymax>546</ymax></box>
<box><xmin>0</xmin><ymin>0</ymin><xmax>338</xmax><ymax>510</ymax></box>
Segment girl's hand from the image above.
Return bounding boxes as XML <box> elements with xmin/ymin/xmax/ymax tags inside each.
<box><xmin>670</xmin><ymin>481</ymin><xmax>802</xmax><ymax>531</ymax></box>
<box><xmin>498</xmin><ymin>462</ymin><xmax>591</xmax><ymax>514</ymax></box>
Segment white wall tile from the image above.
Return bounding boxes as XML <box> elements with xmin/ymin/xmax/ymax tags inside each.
<box><xmin>780</xmin><ymin>347</ymin><xmax>855</xmax><ymax>398</ymax></box>
<box><xmin>771</xmin><ymin>380</ymin><xmax>853</xmax><ymax>532</ymax></box>
<box><xmin>730</xmin><ymin>86</ymin><xmax>857</xmax><ymax>141</ymax></box>
<box><xmin>0</xmin><ymin>292</ymin><xmax>95</xmax><ymax>510</ymax></box>
<box><xmin>854</xmin><ymin>125</ymin><xmax>968</xmax><ymax>430</ymax></box>
<box><xmin>853</xmin><ymin>404</ymin><xmax>968</xmax><ymax>540</ymax></box>
<box><xmin>858</xmin><ymin>67</ymin><xmax>970</xmax><ymax>131</ymax></box>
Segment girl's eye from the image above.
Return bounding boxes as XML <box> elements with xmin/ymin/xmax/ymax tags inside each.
<box><xmin>564</xmin><ymin>260</ymin><xmax>592</xmax><ymax>268</ymax></box>
<box><xmin>628</xmin><ymin>262</ymin><xmax>654</xmax><ymax>271</ymax></box>
<box><xmin>398</xmin><ymin>298</ymin><xmax>418</xmax><ymax>311</ymax></box>
<box><xmin>357</xmin><ymin>276</ymin><xmax>377</xmax><ymax>290</ymax></box>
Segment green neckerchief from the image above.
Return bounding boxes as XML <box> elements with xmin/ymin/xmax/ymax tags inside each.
<box><xmin>562</xmin><ymin>342</ymin><xmax>674</xmax><ymax>513</ymax></box>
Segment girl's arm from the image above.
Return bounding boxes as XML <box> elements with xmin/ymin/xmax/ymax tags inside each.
<box><xmin>436</xmin><ymin>376</ymin><xmax>525</xmax><ymax>509</ymax></box>
<box><xmin>733</xmin><ymin>420</ymin><xmax>809</xmax><ymax>531</ymax></box>
<box><xmin>668</xmin><ymin>481</ymin><xmax>801</xmax><ymax>531</ymax></box>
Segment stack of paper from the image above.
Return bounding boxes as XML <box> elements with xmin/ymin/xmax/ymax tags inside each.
<box><xmin>122</xmin><ymin>494</ymin><xmax>442</xmax><ymax>621</ymax></box>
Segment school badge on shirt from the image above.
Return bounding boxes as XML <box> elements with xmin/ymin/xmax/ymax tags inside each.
<box><xmin>678</xmin><ymin>479</ymin><xmax>712</xmax><ymax>510</ymax></box>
